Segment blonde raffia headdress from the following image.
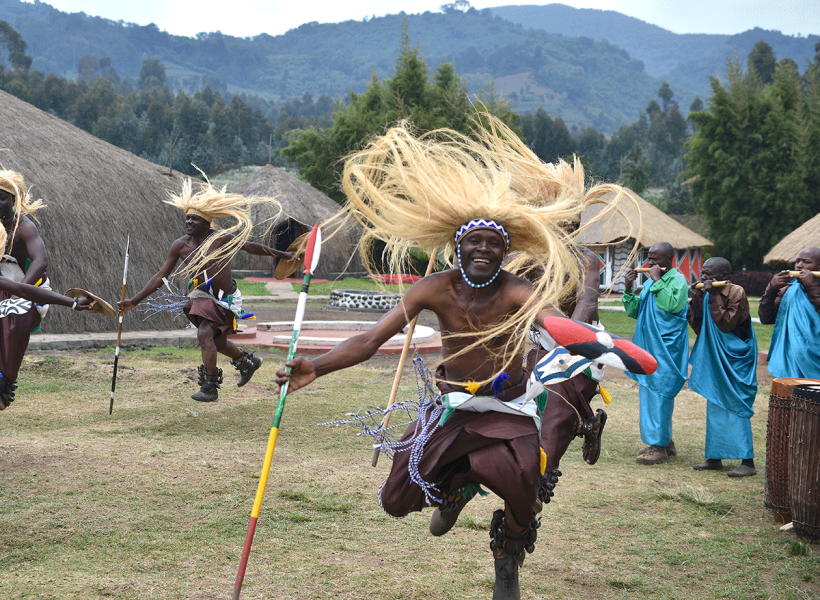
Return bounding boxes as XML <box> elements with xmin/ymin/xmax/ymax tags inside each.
<box><xmin>165</xmin><ymin>176</ymin><xmax>282</xmax><ymax>280</ymax></box>
<box><xmin>339</xmin><ymin>113</ymin><xmax>640</xmax><ymax>386</ymax></box>
<box><xmin>0</xmin><ymin>169</ymin><xmax>46</xmax><ymax>254</ymax></box>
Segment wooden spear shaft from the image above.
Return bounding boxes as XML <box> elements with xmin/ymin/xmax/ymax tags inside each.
<box><xmin>110</xmin><ymin>235</ymin><xmax>129</xmax><ymax>415</ymax></box>
<box><xmin>371</xmin><ymin>251</ymin><xmax>438</xmax><ymax>467</ymax></box>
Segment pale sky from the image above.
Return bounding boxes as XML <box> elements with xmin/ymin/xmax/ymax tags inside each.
<box><xmin>29</xmin><ymin>0</ymin><xmax>820</xmax><ymax>38</ymax></box>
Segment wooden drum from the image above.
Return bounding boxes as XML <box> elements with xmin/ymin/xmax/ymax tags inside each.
<box><xmin>765</xmin><ymin>378</ymin><xmax>819</xmax><ymax>523</ymax></box>
<box><xmin>789</xmin><ymin>384</ymin><xmax>820</xmax><ymax>541</ymax></box>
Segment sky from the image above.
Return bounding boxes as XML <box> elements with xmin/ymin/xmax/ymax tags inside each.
<box><xmin>29</xmin><ymin>0</ymin><xmax>820</xmax><ymax>39</ymax></box>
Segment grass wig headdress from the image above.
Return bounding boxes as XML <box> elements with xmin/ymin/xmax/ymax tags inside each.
<box><xmin>0</xmin><ymin>170</ymin><xmax>46</xmax><ymax>255</ymax></box>
<box><xmin>340</xmin><ymin>114</ymin><xmax>639</xmax><ymax>386</ymax></box>
<box><xmin>165</xmin><ymin>177</ymin><xmax>282</xmax><ymax>280</ymax></box>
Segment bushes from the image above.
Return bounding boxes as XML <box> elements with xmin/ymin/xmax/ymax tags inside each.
<box><xmin>729</xmin><ymin>271</ymin><xmax>773</xmax><ymax>296</ymax></box>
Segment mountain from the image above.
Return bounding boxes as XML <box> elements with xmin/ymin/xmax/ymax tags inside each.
<box><xmin>489</xmin><ymin>3</ymin><xmax>819</xmax><ymax>100</ymax></box>
<box><xmin>7</xmin><ymin>1</ymin><xmax>815</xmax><ymax>132</ymax></box>
<box><xmin>0</xmin><ymin>0</ymin><xmax>667</xmax><ymax>132</ymax></box>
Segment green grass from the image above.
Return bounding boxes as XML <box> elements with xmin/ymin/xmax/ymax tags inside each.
<box><xmin>295</xmin><ymin>276</ymin><xmax>405</xmax><ymax>295</ymax></box>
<box><xmin>234</xmin><ymin>279</ymin><xmax>272</xmax><ymax>296</ymax></box>
<box><xmin>1</xmin><ymin>346</ymin><xmax>817</xmax><ymax>599</ymax></box>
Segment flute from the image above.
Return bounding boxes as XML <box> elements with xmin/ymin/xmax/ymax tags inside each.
<box><xmin>692</xmin><ymin>280</ymin><xmax>729</xmax><ymax>289</ymax></box>
<box><xmin>787</xmin><ymin>271</ymin><xmax>820</xmax><ymax>277</ymax></box>
<box><xmin>635</xmin><ymin>267</ymin><xmax>669</xmax><ymax>273</ymax></box>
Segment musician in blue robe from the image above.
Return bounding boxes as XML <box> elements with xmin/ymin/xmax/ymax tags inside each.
<box><xmin>759</xmin><ymin>247</ymin><xmax>820</xmax><ymax>380</ymax></box>
<box><xmin>622</xmin><ymin>242</ymin><xmax>689</xmax><ymax>465</ymax></box>
<box><xmin>688</xmin><ymin>257</ymin><xmax>757</xmax><ymax>477</ymax></box>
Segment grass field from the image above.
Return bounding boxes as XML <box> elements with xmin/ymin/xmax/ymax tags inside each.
<box><xmin>1</xmin><ymin>346</ymin><xmax>817</xmax><ymax>599</ymax></box>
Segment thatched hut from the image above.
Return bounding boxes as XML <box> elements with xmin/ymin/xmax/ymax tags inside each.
<box><xmin>227</xmin><ymin>165</ymin><xmax>364</xmax><ymax>277</ymax></box>
<box><xmin>0</xmin><ymin>89</ymin><xmax>191</xmax><ymax>333</ymax></box>
<box><xmin>574</xmin><ymin>189</ymin><xmax>713</xmax><ymax>292</ymax></box>
<box><xmin>763</xmin><ymin>212</ymin><xmax>820</xmax><ymax>266</ymax></box>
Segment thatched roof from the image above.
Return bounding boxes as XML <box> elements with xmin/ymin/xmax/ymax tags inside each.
<box><xmin>764</xmin><ymin>212</ymin><xmax>820</xmax><ymax>265</ymax></box>
<box><xmin>227</xmin><ymin>165</ymin><xmax>364</xmax><ymax>275</ymax></box>
<box><xmin>574</xmin><ymin>188</ymin><xmax>712</xmax><ymax>249</ymax></box>
<box><xmin>0</xmin><ymin>89</ymin><xmax>191</xmax><ymax>334</ymax></box>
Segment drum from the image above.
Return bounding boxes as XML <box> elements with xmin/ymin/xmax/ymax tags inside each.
<box><xmin>764</xmin><ymin>378</ymin><xmax>819</xmax><ymax>523</ymax></box>
<box><xmin>789</xmin><ymin>384</ymin><xmax>820</xmax><ymax>541</ymax></box>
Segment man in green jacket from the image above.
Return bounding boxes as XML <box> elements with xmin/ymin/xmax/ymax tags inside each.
<box><xmin>622</xmin><ymin>241</ymin><xmax>689</xmax><ymax>465</ymax></box>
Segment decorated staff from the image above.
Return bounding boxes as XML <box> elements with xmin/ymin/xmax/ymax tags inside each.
<box><xmin>371</xmin><ymin>249</ymin><xmax>439</xmax><ymax>467</ymax></box>
<box><xmin>110</xmin><ymin>235</ymin><xmax>130</xmax><ymax>414</ymax></box>
<box><xmin>232</xmin><ymin>225</ymin><xmax>321</xmax><ymax>600</ymax></box>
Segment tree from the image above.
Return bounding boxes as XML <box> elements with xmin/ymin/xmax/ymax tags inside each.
<box><xmin>748</xmin><ymin>40</ymin><xmax>776</xmax><ymax>87</ymax></box>
<box><xmin>138</xmin><ymin>59</ymin><xmax>166</xmax><ymax>91</ymax></box>
<box><xmin>685</xmin><ymin>55</ymin><xmax>819</xmax><ymax>269</ymax></box>
<box><xmin>282</xmin><ymin>25</ymin><xmax>519</xmax><ymax>202</ymax></box>
<box><xmin>0</xmin><ymin>21</ymin><xmax>32</xmax><ymax>73</ymax></box>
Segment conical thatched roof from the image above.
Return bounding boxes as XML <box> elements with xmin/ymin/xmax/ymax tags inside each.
<box><xmin>574</xmin><ymin>188</ymin><xmax>712</xmax><ymax>248</ymax></box>
<box><xmin>227</xmin><ymin>165</ymin><xmax>363</xmax><ymax>276</ymax></box>
<box><xmin>764</xmin><ymin>212</ymin><xmax>820</xmax><ymax>265</ymax></box>
<box><xmin>0</xmin><ymin>89</ymin><xmax>191</xmax><ymax>334</ymax></box>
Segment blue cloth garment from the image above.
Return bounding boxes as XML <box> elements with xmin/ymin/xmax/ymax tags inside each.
<box><xmin>626</xmin><ymin>275</ymin><xmax>689</xmax><ymax>445</ymax></box>
<box><xmin>637</xmin><ymin>386</ymin><xmax>675</xmax><ymax>447</ymax></box>
<box><xmin>704</xmin><ymin>401</ymin><xmax>754</xmax><ymax>460</ymax></box>
<box><xmin>689</xmin><ymin>291</ymin><xmax>757</xmax><ymax>459</ymax></box>
<box><xmin>767</xmin><ymin>281</ymin><xmax>820</xmax><ymax>379</ymax></box>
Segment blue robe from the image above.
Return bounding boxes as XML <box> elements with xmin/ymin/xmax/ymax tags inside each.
<box><xmin>626</xmin><ymin>276</ymin><xmax>689</xmax><ymax>446</ymax></box>
<box><xmin>767</xmin><ymin>281</ymin><xmax>820</xmax><ymax>379</ymax></box>
<box><xmin>689</xmin><ymin>292</ymin><xmax>757</xmax><ymax>459</ymax></box>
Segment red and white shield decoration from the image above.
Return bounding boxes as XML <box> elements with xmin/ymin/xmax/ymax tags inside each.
<box><xmin>538</xmin><ymin>316</ymin><xmax>658</xmax><ymax>375</ymax></box>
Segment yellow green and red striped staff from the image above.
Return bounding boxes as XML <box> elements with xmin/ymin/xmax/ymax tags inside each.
<box><xmin>232</xmin><ymin>224</ymin><xmax>321</xmax><ymax>600</ymax></box>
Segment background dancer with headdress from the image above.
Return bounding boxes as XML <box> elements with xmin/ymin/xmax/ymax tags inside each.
<box><xmin>622</xmin><ymin>241</ymin><xmax>689</xmax><ymax>465</ymax></box>
<box><xmin>119</xmin><ymin>179</ymin><xmax>296</xmax><ymax>402</ymax></box>
<box><xmin>758</xmin><ymin>246</ymin><xmax>820</xmax><ymax>380</ymax></box>
<box><xmin>687</xmin><ymin>257</ymin><xmax>758</xmax><ymax>477</ymax></box>
<box><xmin>274</xmin><ymin>116</ymin><xmax>635</xmax><ymax>599</ymax></box>
<box><xmin>0</xmin><ymin>169</ymin><xmax>51</xmax><ymax>409</ymax></box>
<box><xmin>0</xmin><ymin>219</ymin><xmax>109</xmax><ymax>408</ymax></box>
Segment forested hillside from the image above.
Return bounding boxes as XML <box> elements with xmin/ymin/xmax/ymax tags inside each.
<box><xmin>489</xmin><ymin>4</ymin><xmax>818</xmax><ymax>98</ymax></box>
<box><xmin>1</xmin><ymin>0</ymin><xmax>663</xmax><ymax>132</ymax></box>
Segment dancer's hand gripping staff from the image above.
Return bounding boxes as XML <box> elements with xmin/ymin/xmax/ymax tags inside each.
<box><xmin>232</xmin><ymin>225</ymin><xmax>321</xmax><ymax>600</ymax></box>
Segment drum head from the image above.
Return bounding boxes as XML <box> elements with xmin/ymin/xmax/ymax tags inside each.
<box><xmin>771</xmin><ymin>378</ymin><xmax>820</xmax><ymax>398</ymax></box>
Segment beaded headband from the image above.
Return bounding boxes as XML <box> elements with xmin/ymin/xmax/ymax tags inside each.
<box><xmin>454</xmin><ymin>219</ymin><xmax>510</xmax><ymax>250</ymax></box>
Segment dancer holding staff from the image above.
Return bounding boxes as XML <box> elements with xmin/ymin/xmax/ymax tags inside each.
<box><xmin>274</xmin><ymin>116</ymin><xmax>650</xmax><ymax>599</ymax></box>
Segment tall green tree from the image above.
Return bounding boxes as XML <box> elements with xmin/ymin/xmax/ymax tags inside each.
<box><xmin>686</xmin><ymin>56</ymin><xmax>820</xmax><ymax>269</ymax></box>
<box><xmin>0</xmin><ymin>21</ymin><xmax>32</xmax><ymax>73</ymax></box>
<box><xmin>282</xmin><ymin>26</ymin><xmax>518</xmax><ymax>202</ymax></box>
<box><xmin>748</xmin><ymin>40</ymin><xmax>776</xmax><ymax>87</ymax></box>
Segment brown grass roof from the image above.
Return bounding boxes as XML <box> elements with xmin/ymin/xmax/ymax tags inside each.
<box><xmin>227</xmin><ymin>165</ymin><xmax>363</xmax><ymax>275</ymax></box>
<box><xmin>0</xmin><ymin>89</ymin><xmax>191</xmax><ymax>334</ymax></box>
<box><xmin>574</xmin><ymin>188</ymin><xmax>712</xmax><ymax>248</ymax></box>
<box><xmin>764</xmin><ymin>212</ymin><xmax>820</xmax><ymax>265</ymax></box>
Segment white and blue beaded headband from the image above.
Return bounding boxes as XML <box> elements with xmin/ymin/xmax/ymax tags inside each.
<box><xmin>454</xmin><ymin>219</ymin><xmax>510</xmax><ymax>250</ymax></box>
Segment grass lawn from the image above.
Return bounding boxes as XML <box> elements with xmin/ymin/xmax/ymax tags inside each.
<box><xmin>234</xmin><ymin>280</ymin><xmax>272</xmax><ymax>297</ymax></box>
<box><xmin>292</xmin><ymin>276</ymin><xmax>405</xmax><ymax>296</ymax></box>
<box><xmin>0</xmin><ymin>346</ymin><xmax>816</xmax><ymax>599</ymax></box>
